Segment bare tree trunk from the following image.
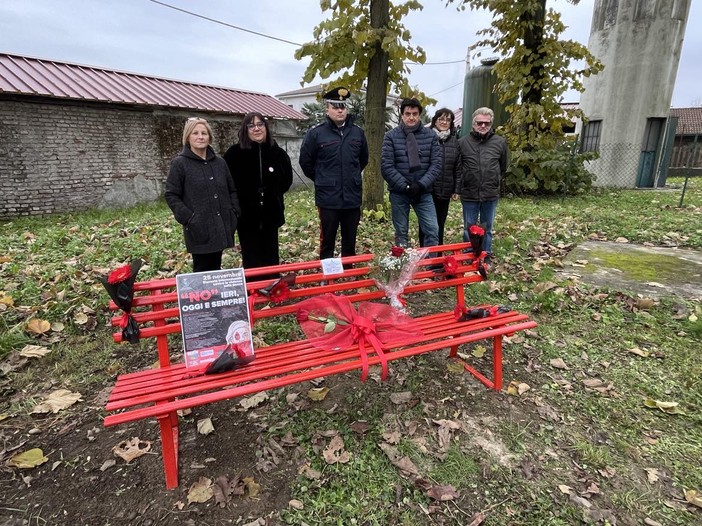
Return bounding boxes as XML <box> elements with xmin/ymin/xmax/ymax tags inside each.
<box><xmin>362</xmin><ymin>0</ymin><xmax>390</xmax><ymax>211</ymax></box>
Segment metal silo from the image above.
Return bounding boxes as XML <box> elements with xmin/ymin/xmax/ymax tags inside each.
<box><xmin>460</xmin><ymin>58</ymin><xmax>509</xmax><ymax>137</ymax></box>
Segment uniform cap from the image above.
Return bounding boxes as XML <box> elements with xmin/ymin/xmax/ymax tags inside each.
<box><xmin>323</xmin><ymin>87</ymin><xmax>351</xmax><ymax>102</ymax></box>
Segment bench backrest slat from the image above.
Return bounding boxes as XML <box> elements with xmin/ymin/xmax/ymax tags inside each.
<box><xmin>108</xmin><ymin>243</ymin><xmax>485</xmax><ymax>367</ymax></box>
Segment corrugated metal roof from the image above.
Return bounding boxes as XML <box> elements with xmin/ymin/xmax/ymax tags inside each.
<box><xmin>670</xmin><ymin>107</ymin><xmax>702</xmax><ymax>135</ymax></box>
<box><xmin>0</xmin><ymin>53</ymin><xmax>306</xmax><ymax>120</ymax></box>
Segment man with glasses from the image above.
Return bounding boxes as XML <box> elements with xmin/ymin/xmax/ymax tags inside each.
<box><xmin>381</xmin><ymin>97</ymin><xmax>441</xmax><ymax>248</ymax></box>
<box><xmin>300</xmin><ymin>87</ymin><xmax>369</xmax><ymax>260</ymax></box>
<box><xmin>457</xmin><ymin>107</ymin><xmax>508</xmax><ymax>261</ymax></box>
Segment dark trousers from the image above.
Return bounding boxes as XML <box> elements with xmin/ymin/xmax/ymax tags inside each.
<box><xmin>419</xmin><ymin>196</ymin><xmax>450</xmax><ymax>247</ymax></box>
<box><xmin>192</xmin><ymin>251</ymin><xmax>222</xmax><ymax>273</ymax></box>
<box><xmin>318</xmin><ymin>207</ymin><xmax>361</xmax><ymax>259</ymax></box>
<box><xmin>238</xmin><ymin>226</ymin><xmax>280</xmax><ymax>282</ymax></box>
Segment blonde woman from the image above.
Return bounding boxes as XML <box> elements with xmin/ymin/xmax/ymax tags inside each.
<box><xmin>165</xmin><ymin>118</ymin><xmax>241</xmax><ymax>272</ymax></box>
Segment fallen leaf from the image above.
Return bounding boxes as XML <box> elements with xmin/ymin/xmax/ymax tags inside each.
<box><xmin>684</xmin><ymin>489</ymin><xmax>702</xmax><ymax>508</ymax></box>
<box><xmin>378</xmin><ymin>442</ymin><xmax>420</xmax><ymax>476</ymax></box>
<box><xmin>390</xmin><ymin>391</ymin><xmax>413</xmax><ymax>404</ymax></box>
<box><xmin>187</xmin><ymin>477</ymin><xmax>214</xmax><ymax>504</ymax></box>
<box><xmin>349</xmin><ymin>421</ymin><xmax>370</xmax><ymax>434</ymax></box>
<box><xmin>30</xmin><ymin>389</ymin><xmax>82</xmax><ymax>414</ymax></box>
<box><xmin>472</xmin><ymin>345</ymin><xmax>486</xmax><ymax>358</ymax></box>
<box><xmin>51</xmin><ymin>321</ymin><xmax>65</xmax><ymax>332</ymax></box>
<box><xmin>550</xmin><ymin>358</ymin><xmax>568</xmax><ymax>370</ymax></box>
<box><xmin>558</xmin><ymin>484</ymin><xmax>573</xmax><ymax>494</ymax></box>
<box><xmin>112</xmin><ymin>437</ymin><xmax>152</xmax><ymax>463</ymax></box>
<box><xmin>635</xmin><ymin>298</ymin><xmax>655</xmax><ymax>310</ymax></box>
<box><xmin>533</xmin><ymin>281</ymin><xmax>558</xmax><ymax>294</ymax></box>
<box><xmin>74</xmin><ymin>312</ymin><xmax>89</xmax><ymax>325</ymax></box>
<box><xmin>643</xmin><ymin>399</ymin><xmax>685</xmax><ymax>415</ymax></box>
<box><xmin>507</xmin><ymin>381</ymin><xmax>531</xmax><ymax>396</ymax></box>
<box><xmin>628</xmin><ymin>347</ymin><xmax>650</xmax><ymax>357</ymax></box>
<box><xmin>307</xmin><ymin>387</ymin><xmax>330</xmax><ymax>401</ymax></box>
<box><xmin>645</xmin><ymin>468</ymin><xmax>659</xmax><ymax>483</ymax></box>
<box><xmin>6</xmin><ymin>448</ymin><xmax>49</xmax><ymax>469</ymax></box>
<box><xmin>289</xmin><ymin>499</ymin><xmax>304</xmax><ymax>510</ymax></box>
<box><xmin>582</xmin><ymin>378</ymin><xmax>606</xmax><ymax>388</ymax></box>
<box><xmin>298</xmin><ymin>464</ymin><xmax>322</xmax><ymax>480</ymax></box>
<box><xmin>323</xmin><ymin>434</ymin><xmax>350</xmax><ymax>464</ymax></box>
<box><xmin>244</xmin><ymin>476</ymin><xmax>261</xmax><ymax>497</ymax></box>
<box><xmin>197</xmin><ymin>418</ymin><xmax>215</xmax><ymax>435</ymax></box>
<box><xmin>426</xmin><ymin>484</ymin><xmax>459</xmax><ymax>501</ymax></box>
<box><xmin>26</xmin><ymin>318</ymin><xmax>51</xmax><ymax>334</ymax></box>
<box><xmin>446</xmin><ymin>360</ymin><xmax>464</xmax><ymax>373</ymax></box>
<box><xmin>99</xmin><ymin>459</ymin><xmax>116</xmax><ymax>471</ymax></box>
<box><xmin>240</xmin><ymin>392</ymin><xmax>269</xmax><ymax>409</ymax></box>
<box><xmin>19</xmin><ymin>345</ymin><xmax>52</xmax><ymax>358</ymax></box>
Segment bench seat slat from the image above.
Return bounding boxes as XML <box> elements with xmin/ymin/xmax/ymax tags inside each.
<box><xmin>104</xmin><ymin>318</ymin><xmax>536</xmax><ymax>427</ymax></box>
<box><xmin>106</xmin><ymin>310</ymin><xmax>533</xmax><ymax>412</ymax></box>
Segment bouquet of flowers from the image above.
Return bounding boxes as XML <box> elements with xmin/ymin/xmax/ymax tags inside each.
<box><xmin>99</xmin><ymin>259</ymin><xmax>142</xmax><ymax>344</ymax></box>
<box><xmin>373</xmin><ymin>246</ymin><xmax>428</xmax><ymax>312</ymax></box>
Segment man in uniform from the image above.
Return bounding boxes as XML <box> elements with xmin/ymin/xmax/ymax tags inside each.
<box><xmin>300</xmin><ymin>87</ymin><xmax>369</xmax><ymax>260</ymax></box>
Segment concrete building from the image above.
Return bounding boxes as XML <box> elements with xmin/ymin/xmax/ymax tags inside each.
<box><xmin>579</xmin><ymin>0</ymin><xmax>691</xmax><ymax>187</ymax></box>
<box><xmin>0</xmin><ymin>53</ymin><xmax>306</xmax><ymax>219</ymax></box>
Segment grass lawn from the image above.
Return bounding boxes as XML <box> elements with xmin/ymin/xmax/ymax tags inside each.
<box><xmin>0</xmin><ymin>178</ymin><xmax>700</xmax><ymax>525</ymax></box>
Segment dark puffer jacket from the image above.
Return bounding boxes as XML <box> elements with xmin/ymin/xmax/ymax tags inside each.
<box><xmin>165</xmin><ymin>145</ymin><xmax>241</xmax><ymax>254</ymax></box>
<box><xmin>381</xmin><ymin>125</ymin><xmax>441</xmax><ymax>194</ymax></box>
<box><xmin>299</xmin><ymin>115</ymin><xmax>369</xmax><ymax>209</ymax></box>
<box><xmin>223</xmin><ymin>141</ymin><xmax>292</xmax><ymax>233</ymax></box>
<box><xmin>457</xmin><ymin>131</ymin><xmax>508</xmax><ymax>201</ymax></box>
<box><xmin>432</xmin><ymin>133</ymin><xmax>461</xmax><ymax>200</ymax></box>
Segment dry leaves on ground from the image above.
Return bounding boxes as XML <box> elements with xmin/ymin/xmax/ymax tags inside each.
<box><xmin>30</xmin><ymin>389</ymin><xmax>82</xmax><ymax>414</ymax></box>
<box><xmin>112</xmin><ymin>437</ymin><xmax>152</xmax><ymax>463</ymax></box>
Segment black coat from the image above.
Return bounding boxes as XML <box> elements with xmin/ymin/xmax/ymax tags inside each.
<box><xmin>299</xmin><ymin>115</ymin><xmax>369</xmax><ymax>209</ymax></box>
<box><xmin>432</xmin><ymin>133</ymin><xmax>461</xmax><ymax>200</ymax></box>
<box><xmin>165</xmin><ymin>145</ymin><xmax>240</xmax><ymax>254</ymax></box>
<box><xmin>457</xmin><ymin>131</ymin><xmax>508</xmax><ymax>201</ymax></box>
<box><xmin>223</xmin><ymin>142</ymin><xmax>293</xmax><ymax>232</ymax></box>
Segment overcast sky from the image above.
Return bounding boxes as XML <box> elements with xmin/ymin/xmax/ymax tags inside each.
<box><xmin>1</xmin><ymin>0</ymin><xmax>699</xmax><ymax>114</ymax></box>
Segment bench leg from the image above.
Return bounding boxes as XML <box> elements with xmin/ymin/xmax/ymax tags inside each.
<box><xmin>492</xmin><ymin>335</ymin><xmax>503</xmax><ymax>391</ymax></box>
<box><xmin>158</xmin><ymin>411</ymin><xmax>179</xmax><ymax>489</ymax></box>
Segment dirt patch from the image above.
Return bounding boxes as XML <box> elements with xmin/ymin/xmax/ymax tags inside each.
<box><xmin>1</xmin><ymin>346</ymin><xmax>531</xmax><ymax>525</ymax></box>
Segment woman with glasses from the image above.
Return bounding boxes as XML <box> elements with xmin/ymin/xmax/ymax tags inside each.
<box><xmin>223</xmin><ymin>112</ymin><xmax>293</xmax><ymax>278</ymax></box>
<box><xmin>419</xmin><ymin>108</ymin><xmax>461</xmax><ymax>246</ymax></box>
<box><xmin>457</xmin><ymin>107</ymin><xmax>508</xmax><ymax>261</ymax></box>
<box><xmin>165</xmin><ymin>118</ymin><xmax>241</xmax><ymax>272</ymax></box>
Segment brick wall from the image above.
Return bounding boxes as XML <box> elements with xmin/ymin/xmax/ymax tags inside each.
<box><xmin>0</xmin><ymin>99</ymin><xmax>303</xmax><ymax>219</ymax></box>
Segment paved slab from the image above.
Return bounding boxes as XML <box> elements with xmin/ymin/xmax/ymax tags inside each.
<box><xmin>558</xmin><ymin>241</ymin><xmax>702</xmax><ymax>300</ymax></box>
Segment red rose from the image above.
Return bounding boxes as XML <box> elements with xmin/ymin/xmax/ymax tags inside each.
<box><xmin>443</xmin><ymin>256</ymin><xmax>458</xmax><ymax>274</ymax></box>
<box><xmin>390</xmin><ymin>246</ymin><xmax>405</xmax><ymax>257</ymax></box>
<box><xmin>107</xmin><ymin>264</ymin><xmax>132</xmax><ymax>284</ymax></box>
<box><xmin>469</xmin><ymin>225</ymin><xmax>485</xmax><ymax>236</ymax></box>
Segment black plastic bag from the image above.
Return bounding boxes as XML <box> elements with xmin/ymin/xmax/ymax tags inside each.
<box><xmin>99</xmin><ymin>259</ymin><xmax>142</xmax><ymax>344</ymax></box>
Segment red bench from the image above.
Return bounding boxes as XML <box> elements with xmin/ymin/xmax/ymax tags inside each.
<box><xmin>103</xmin><ymin>242</ymin><xmax>536</xmax><ymax>489</ymax></box>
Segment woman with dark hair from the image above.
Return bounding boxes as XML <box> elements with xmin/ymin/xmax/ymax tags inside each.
<box><xmin>223</xmin><ymin>112</ymin><xmax>293</xmax><ymax>276</ymax></box>
<box><xmin>165</xmin><ymin>118</ymin><xmax>240</xmax><ymax>272</ymax></box>
<box><xmin>419</xmin><ymin>108</ymin><xmax>461</xmax><ymax>246</ymax></box>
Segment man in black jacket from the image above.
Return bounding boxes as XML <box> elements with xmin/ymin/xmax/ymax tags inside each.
<box><xmin>299</xmin><ymin>87</ymin><xmax>369</xmax><ymax>259</ymax></box>
<box><xmin>457</xmin><ymin>107</ymin><xmax>508</xmax><ymax>260</ymax></box>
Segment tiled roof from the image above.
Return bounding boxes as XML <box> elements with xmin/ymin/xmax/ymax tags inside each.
<box><xmin>670</xmin><ymin>107</ymin><xmax>702</xmax><ymax>135</ymax></box>
<box><xmin>0</xmin><ymin>53</ymin><xmax>306</xmax><ymax>120</ymax></box>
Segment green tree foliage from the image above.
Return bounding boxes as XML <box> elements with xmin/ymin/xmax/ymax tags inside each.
<box><xmin>453</xmin><ymin>0</ymin><xmax>604</xmax><ymax>194</ymax></box>
<box><xmin>294</xmin><ymin>0</ymin><xmax>429</xmax><ymax>209</ymax></box>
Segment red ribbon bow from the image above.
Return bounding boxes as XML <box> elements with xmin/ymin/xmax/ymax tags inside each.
<box><xmin>296</xmin><ymin>294</ymin><xmax>423</xmax><ymax>382</ymax></box>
